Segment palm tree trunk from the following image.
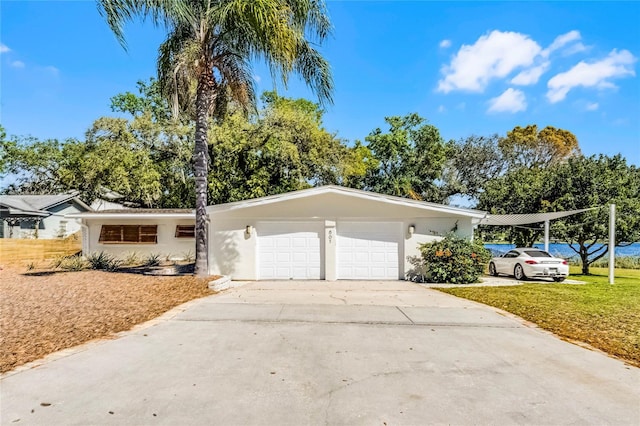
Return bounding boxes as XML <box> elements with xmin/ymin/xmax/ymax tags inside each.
<box><xmin>194</xmin><ymin>74</ymin><xmax>215</xmax><ymax>277</ymax></box>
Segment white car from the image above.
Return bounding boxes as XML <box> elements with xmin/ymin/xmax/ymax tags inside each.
<box><xmin>488</xmin><ymin>248</ymin><xmax>569</xmax><ymax>282</ymax></box>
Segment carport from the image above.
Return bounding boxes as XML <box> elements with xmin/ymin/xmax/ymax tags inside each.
<box><xmin>478</xmin><ymin>208</ymin><xmax>596</xmax><ymax>253</ymax></box>
<box><xmin>479</xmin><ymin>205</ymin><xmax>617</xmax><ymax>283</ymax></box>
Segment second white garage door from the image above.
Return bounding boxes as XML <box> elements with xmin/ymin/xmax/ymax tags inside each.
<box><xmin>337</xmin><ymin>222</ymin><xmax>401</xmax><ymax>280</ymax></box>
<box><xmin>258</xmin><ymin>222</ymin><xmax>322</xmax><ymax>280</ymax></box>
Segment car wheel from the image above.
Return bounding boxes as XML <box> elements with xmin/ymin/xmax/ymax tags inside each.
<box><xmin>489</xmin><ymin>262</ymin><xmax>498</xmax><ymax>276</ymax></box>
<box><xmin>553</xmin><ymin>277</ymin><xmax>566</xmax><ymax>282</ymax></box>
<box><xmin>514</xmin><ymin>264</ymin><xmax>527</xmax><ymax>280</ymax></box>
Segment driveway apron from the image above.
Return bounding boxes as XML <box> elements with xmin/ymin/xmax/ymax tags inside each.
<box><xmin>2</xmin><ymin>280</ymin><xmax>639</xmax><ymax>425</ymax></box>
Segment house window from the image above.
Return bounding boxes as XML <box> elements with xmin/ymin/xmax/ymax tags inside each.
<box><xmin>99</xmin><ymin>225</ymin><xmax>158</xmax><ymax>244</ymax></box>
<box><xmin>175</xmin><ymin>225</ymin><xmax>195</xmax><ymax>238</ymax></box>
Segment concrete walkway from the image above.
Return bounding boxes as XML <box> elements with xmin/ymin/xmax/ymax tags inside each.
<box><xmin>2</xmin><ymin>281</ymin><xmax>639</xmax><ymax>425</ymax></box>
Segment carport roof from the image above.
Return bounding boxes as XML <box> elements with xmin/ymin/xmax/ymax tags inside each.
<box><xmin>479</xmin><ymin>208</ymin><xmax>597</xmax><ymax>226</ymax></box>
<box><xmin>206</xmin><ymin>185</ymin><xmax>488</xmax><ymax>218</ymax></box>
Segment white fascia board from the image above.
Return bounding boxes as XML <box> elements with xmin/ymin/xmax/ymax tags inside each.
<box><xmin>65</xmin><ymin>213</ymin><xmax>195</xmax><ymax>219</ymax></box>
<box><xmin>207</xmin><ymin>186</ymin><xmax>487</xmax><ymax>218</ymax></box>
<box><xmin>7</xmin><ymin>209</ymin><xmax>49</xmax><ymax>217</ymax></box>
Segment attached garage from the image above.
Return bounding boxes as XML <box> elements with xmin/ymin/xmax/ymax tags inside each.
<box><xmin>337</xmin><ymin>222</ymin><xmax>401</xmax><ymax>280</ymax></box>
<box><xmin>206</xmin><ymin>186</ymin><xmax>486</xmax><ymax>281</ymax></box>
<box><xmin>258</xmin><ymin>222</ymin><xmax>322</xmax><ymax>280</ymax></box>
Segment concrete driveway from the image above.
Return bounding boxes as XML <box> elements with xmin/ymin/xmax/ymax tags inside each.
<box><xmin>2</xmin><ymin>281</ymin><xmax>639</xmax><ymax>425</ymax></box>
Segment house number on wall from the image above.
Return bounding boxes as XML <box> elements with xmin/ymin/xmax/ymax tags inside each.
<box><xmin>328</xmin><ymin>230</ymin><xmax>333</xmax><ymax>244</ymax></box>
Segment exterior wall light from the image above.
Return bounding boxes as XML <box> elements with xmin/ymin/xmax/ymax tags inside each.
<box><xmin>245</xmin><ymin>225</ymin><xmax>254</xmax><ymax>236</ymax></box>
<box><xmin>408</xmin><ymin>225</ymin><xmax>415</xmax><ymax>236</ymax></box>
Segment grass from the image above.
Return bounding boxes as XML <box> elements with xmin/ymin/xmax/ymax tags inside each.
<box><xmin>438</xmin><ymin>266</ymin><xmax>640</xmax><ymax>367</ymax></box>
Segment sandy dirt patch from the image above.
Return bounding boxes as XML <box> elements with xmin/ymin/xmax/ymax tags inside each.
<box><xmin>1</xmin><ymin>267</ymin><xmax>214</xmax><ymax>373</ymax></box>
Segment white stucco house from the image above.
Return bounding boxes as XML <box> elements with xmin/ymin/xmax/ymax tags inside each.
<box><xmin>0</xmin><ymin>193</ymin><xmax>92</xmax><ymax>239</ymax></box>
<box><xmin>69</xmin><ymin>186</ymin><xmax>487</xmax><ymax>280</ymax></box>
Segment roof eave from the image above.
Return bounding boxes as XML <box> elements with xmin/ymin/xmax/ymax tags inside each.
<box><xmin>66</xmin><ymin>213</ymin><xmax>195</xmax><ymax>219</ymax></box>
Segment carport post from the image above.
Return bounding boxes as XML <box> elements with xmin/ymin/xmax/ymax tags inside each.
<box><xmin>609</xmin><ymin>204</ymin><xmax>615</xmax><ymax>284</ymax></box>
<box><xmin>544</xmin><ymin>220</ymin><xmax>550</xmax><ymax>253</ymax></box>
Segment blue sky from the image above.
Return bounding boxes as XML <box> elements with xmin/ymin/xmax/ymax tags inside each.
<box><xmin>1</xmin><ymin>1</ymin><xmax>639</xmax><ymax>165</ymax></box>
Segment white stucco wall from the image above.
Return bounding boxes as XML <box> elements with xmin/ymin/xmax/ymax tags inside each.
<box><xmin>208</xmin><ymin>192</ymin><xmax>476</xmax><ymax>280</ymax></box>
<box><xmin>84</xmin><ymin>218</ymin><xmax>196</xmax><ymax>260</ymax></box>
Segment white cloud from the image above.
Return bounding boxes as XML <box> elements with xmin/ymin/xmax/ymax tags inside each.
<box><xmin>438</xmin><ymin>29</ymin><xmax>595</xmax><ymax>93</ymax></box>
<box><xmin>437</xmin><ymin>30</ymin><xmax>542</xmax><ymax>93</ymax></box>
<box><xmin>439</xmin><ymin>39</ymin><xmax>451</xmax><ymax>49</ymax></box>
<box><xmin>10</xmin><ymin>60</ymin><xmax>25</xmax><ymax>68</ymax></box>
<box><xmin>487</xmin><ymin>88</ymin><xmax>527</xmax><ymax>113</ymax></box>
<box><xmin>0</xmin><ymin>43</ymin><xmax>9</xmax><ymax>53</ymax></box>
<box><xmin>252</xmin><ymin>74</ymin><xmax>261</xmax><ymax>83</ymax></box>
<box><xmin>563</xmin><ymin>42</ymin><xmax>588</xmax><ymax>56</ymax></box>
<box><xmin>542</xmin><ymin>30</ymin><xmax>581</xmax><ymax>57</ymax></box>
<box><xmin>546</xmin><ymin>49</ymin><xmax>637</xmax><ymax>103</ymax></box>
<box><xmin>511</xmin><ymin>62</ymin><xmax>550</xmax><ymax>85</ymax></box>
<box><xmin>437</xmin><ymin>105</ymin><xmax>446</xmax><ymax>113</ymax></box>
<box><xmin>44</xmin><ymin>65</ymin><xmax>60</xmax><ymax>76</ymax></box>
<box><xmin>585</xmin><ymin>102</ymin><xmax>599</xmax><ymax>111</ymax></box>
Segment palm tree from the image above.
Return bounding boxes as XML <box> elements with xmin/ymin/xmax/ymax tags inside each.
<box><xmin>98</xmin><ymin>0</ymin><xmax>333</xmax><ymax>276</ymax></box>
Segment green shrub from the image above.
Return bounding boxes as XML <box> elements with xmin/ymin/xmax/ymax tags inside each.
<box><xmin>122</xmin><ymin>251</ymin><xmax>141</xmax><ymax>266</ymax></box>
<box><xmin>567</xmin><ymin>255</ymin><xmax>640</xmax><ymax>270</ymax></box>
<box><xmin>86</xmin><ymin>251</ymin><xmax>122</xmax><ymax>271</ymax></box>
<box><xmin>415</xmin><ymin>235</ymin><xmax>491</xmax><ymax>284</ymax></box>
<box><xmin>59</xmin><ymin>255</ymin><xmax>88</xmax><ymax>271</ymax></box>
<box><xmin>143</xmin><ymin>253</ymin><xmax>161</xmax><ymax>267</ymax></box>
<box><xmin>181</xmin><ymin>250</ymin><xmax>195</xmax><ymax>263</ymax></box>
<box><xmin>49</xmin><ymin>255</ymin><xmax>66</xmax><ymax>269</ymax></box>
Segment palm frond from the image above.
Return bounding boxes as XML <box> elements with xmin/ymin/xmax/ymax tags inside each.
<box><xmin>97</xmin><ymin>0</ymin><xmax>195</xmax><ymax>48</ymax></box>
<box><xmin>292</xmin><ymin>41</ymin><xmax>333</xmax><ymax>105</ymax></box>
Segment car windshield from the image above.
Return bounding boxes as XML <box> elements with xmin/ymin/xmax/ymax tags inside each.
<box><xmin>525</xmin><ymin>250</ymin><xmax>552</xmax><ymax>258</ymax></box>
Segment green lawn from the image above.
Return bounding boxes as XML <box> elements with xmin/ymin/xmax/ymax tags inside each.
<box><xmin>438</xmin><ymin>267</ymin><xmax>640</xmax><ymax>367</ymax></box>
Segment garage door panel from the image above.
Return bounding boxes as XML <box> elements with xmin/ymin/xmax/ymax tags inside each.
<box><xmin>276</xmin><ymin>252</ymin><xmax>291</xmax><ymax>262</ymax></box>
<box><xmin>258</xmin><ymin>222</ymin><xmax>322</xmax><ymax>280</ymax></box>
<box><xmin>276</xmin><ymin>238</ymin><xmax>290</xmax><ymax>248</ymax></box>
<box><xmin>292</xmin><ymin>252</ymin><xmax>307</xmax><ymax>262</ymax></box>
<box><xmin>371</xmin><ymin>267</ymin><xmax>386</xmax><ymax>277</ymax></box>
<box><xmin>337</xmin><ymin>222</ymin><xmax>400</xmax><ymax>280</ymax></box>
<box><xmin>371</xmin><ymin>252</ymin><xmax>386</xmax><ymax>262</ymax></box>
<box><xmin>292</xmin><ymin>237</ymin><xmax>306</xmax><ymax>247</ymax></box>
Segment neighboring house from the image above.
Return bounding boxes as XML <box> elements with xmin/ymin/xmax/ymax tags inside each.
<box><xmin>90</xmin><ymin>186</ymin><xmax>132</xmax><ymax>211</ymax></box>
<box><xmin>0</xmin><ymin>193</ymin><xmax>92</xmax><ymax>239</ymax></box>
<box><xmin>70</xmin><ymin>186</ymin><xmax>487</xmax><ymax>281</ymax></box>
<box><xmin>90</xmin><ymin>199</ymin><xmax>127</xmax><ymax>211</ymax></box>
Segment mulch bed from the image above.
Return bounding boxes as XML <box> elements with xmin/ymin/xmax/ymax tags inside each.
<box><xmin>0</xmin><ymin>267</ymin><xmax>215</xmax><ymax>374</ymax></box>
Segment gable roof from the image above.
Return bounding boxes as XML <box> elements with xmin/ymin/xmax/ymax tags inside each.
<box><xmin>0</xmin><ymin>193</ymin><xmax>91</xmax><ymax>216</ymax></box>
<box><xmin>207</xmin><ymin>185</ymin><xmax>487</xmax><ymax>218</ymax></box>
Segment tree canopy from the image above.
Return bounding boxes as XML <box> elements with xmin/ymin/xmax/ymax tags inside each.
<box><xmin>360</xmin><ymin>113</ymin><xmax>448</xmax><ymax>201</ymax></box>
<box><xmin>499</xmin><ymin>124</ymin><xmax>581</xmax><ymax>169</ymax></box>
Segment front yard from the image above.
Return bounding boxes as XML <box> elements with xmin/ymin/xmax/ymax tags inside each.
<box><xmin>438</xmin><ymin>267</ymin><xmax>640</xmax><ymax>367</ymax></box>
<box><xmin>0</xmin><ymin>267</ymin><xmax>213</xmax><ymax>374</ymax></box>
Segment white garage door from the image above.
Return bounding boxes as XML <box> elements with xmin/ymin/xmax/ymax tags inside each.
<box><xmin>337</xmin><ymin>222</ymin><xmax>401</xmax><ymax>280</ymax></box>
<box><xmin>258</xmin><ymin>222</ymin><xmax>322</xmax><ymax>280</ymax></box>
